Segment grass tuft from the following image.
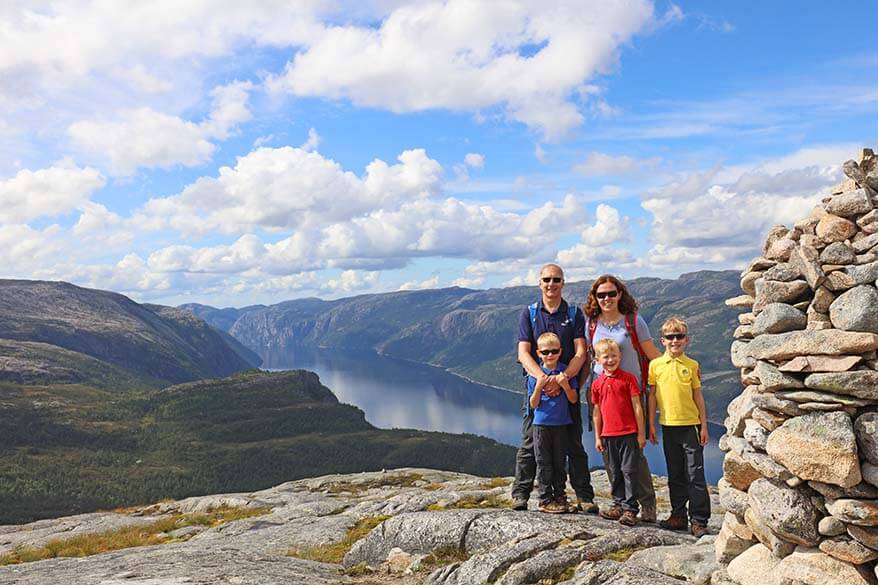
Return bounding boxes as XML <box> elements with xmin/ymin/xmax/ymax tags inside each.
<box><xmin>601</xmin><ymin>545</ymin><xmax>645</xmax><ymax>562</ymax></box>
<box><xmin>286</xmin><ymin>515</ymin><xmax>390</xmax><ymax>564</ymax></box>
<box><xmin>0</xmin><ymin>505</ymin><xmax>271</xmax><ymax>566</ymax></box>
<box><xmin>479</xmin><ymin>477</ymin><xmax>511</xmax><ymax>489</ymax></box>
<box><xmin>417</xmin><ymin>545</ymin><xmax>469</xmax><ymax>571</ymax></box>
<box><xmin>319</xmin><ymin>473</ymin><xmax>425</xmax><ymax>496</ymax></box>
<box><xmin>428</xmin><ymin>494</ymin><xmax>512</xmax><ymax>511</ymax></box>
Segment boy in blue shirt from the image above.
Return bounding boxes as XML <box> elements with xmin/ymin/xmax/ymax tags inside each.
<box><xmin>528</xmin><ymin>332</ymin><xmax>579</xmax><ymax>513</ymax></box>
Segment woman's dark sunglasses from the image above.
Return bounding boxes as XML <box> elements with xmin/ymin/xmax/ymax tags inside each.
<box><xmin>541</xmin><ymin>277</ymin><xmax>563</xmax><ymax>283</ymax></box>
<box><xmin>538</xmin><ymin>348</ymin><xmax>561</xmax><ymax>356</ymax></box>
<box><xmin>663</xmin><ymin>333</ymin><xmax>687</xmax><ymax>341</ymax></box>
<box><xmin>595</xmin><ymin>290</ymin><xmax>619</xmax><ymax>299</ymax></box>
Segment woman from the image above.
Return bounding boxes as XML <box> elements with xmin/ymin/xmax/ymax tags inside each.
<box><xmin>584</xmin><ymin>274</ymin><xmax>661</xmax><ymax>523</ymax></box>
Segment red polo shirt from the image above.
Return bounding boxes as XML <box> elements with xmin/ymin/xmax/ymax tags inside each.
<box><xmin>591</xmin><ymin>369</ymin><xmax>640</xmax><ymax>437</ymax></box>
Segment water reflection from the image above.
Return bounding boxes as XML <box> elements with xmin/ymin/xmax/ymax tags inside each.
<box><xmin>263</xmin><ymin>347</ymin><xmax>725</xmax><ymax>483</ymax></box>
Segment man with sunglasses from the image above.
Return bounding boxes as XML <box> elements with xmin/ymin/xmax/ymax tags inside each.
<box><xmin>512</xmin><ymin>264</ymin><xmax>597</xmax><ymax>513</ymax></box>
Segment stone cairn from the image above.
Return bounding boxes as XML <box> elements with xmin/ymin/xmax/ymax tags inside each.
<box><xmin>716</xmin><ymin>149</ymin><xmax>878</xmax><ymax>585</ymax></box>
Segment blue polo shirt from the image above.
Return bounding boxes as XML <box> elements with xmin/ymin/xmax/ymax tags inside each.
<box><xmin>518</xmin><ymin>298</ymin><xmax>586</xmax><ymax>367</ymax></box>
<box><xmin>527</xmin><ymin>364</ymin><xmax>579</xmax><ymax>426</ymax></box>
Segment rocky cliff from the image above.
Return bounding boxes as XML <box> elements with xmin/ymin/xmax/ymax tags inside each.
<box><xmin>715</xmin><ymin>149</ymin><xmax>878</xmax><ymax>584</ymax></box>
<box><xmin>0</xmin><ymin>279</ymin><xmax>260</xmax><ymax>387</ymax></box>
<box><xmin>0</xmin><ymin>468</ymin><xmax>725</xmax><ymax>585</ymax></box>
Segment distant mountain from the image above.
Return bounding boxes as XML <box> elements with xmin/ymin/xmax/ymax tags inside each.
<box><xmin>193</xmin><ymin>271</ymin><xmax>742</xmax><ymax>422</ymax></box>
<box><xmin>0</xmin><ymin>369</ymin><xmax>514</xmax><ymax>524</ymax></box>
<box><xmin>0</xmin><ymin>280</ymin><xmax>260</xmax><ymax>387</ymax></box>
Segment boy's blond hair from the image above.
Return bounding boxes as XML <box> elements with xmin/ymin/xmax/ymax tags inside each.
<box><xmin>537</xmin><ymin>331</ymin><xmax>561</xmax><ymax>347</ymax></box>
<box><xmin>594</xmin><ymin>338</ymin><xmax>620</xmax><ymax>355</ymax></box>
<box><xmin>661</xmin><ymin>317</ymin><xmax>688</xmax><ymax>335</ymax></box>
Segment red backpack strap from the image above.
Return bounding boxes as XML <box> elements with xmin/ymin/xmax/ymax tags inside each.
<box><xmin>624</xmin><ymin>313</ymin><xmax>650</xmax><ymax>387</ymax></box>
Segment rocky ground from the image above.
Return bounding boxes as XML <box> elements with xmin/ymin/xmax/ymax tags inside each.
<box><xmin>0</xmin><ymin>468</ymin><xmax>725</xmax><ymax>585</ymax></box>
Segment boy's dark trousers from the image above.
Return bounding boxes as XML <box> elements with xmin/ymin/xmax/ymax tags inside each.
<box><xmin>512</xmin><ymin>394</ymin><xmax>594</xmax><ymax>502</ymax></box>
<box><xmin>533</xmin><ymin>424</ymin><xmax>569</xmax><ymax>502</ymax></box>
<box><xmin>662</xmin><ymin>424</ymin><xmax>710</xmax><ymax>526</ymax></box>
<box><xmin>603</xmin><ymin>433</ymin><xmax>641</xmax><ymax>513</ymax></box>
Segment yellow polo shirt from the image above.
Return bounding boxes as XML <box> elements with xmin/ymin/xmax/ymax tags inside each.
<box><xmin>648</xmin><ymin>352</ymin><xmax>702</xmax><ymax>426</ymax></box>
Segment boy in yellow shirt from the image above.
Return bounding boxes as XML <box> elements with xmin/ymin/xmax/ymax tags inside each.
<box><xmin>647</xmin><ymin>317</ymin><xmax>710</xmax><ymax>537</ymax></box>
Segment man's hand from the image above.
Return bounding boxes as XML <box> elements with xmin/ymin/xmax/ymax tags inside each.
<box><xmin>649</xmin><ymin>427</ymin><xmax>658</xmax><ymax>445</ymax></box>
<box><xmin>699</xmin><ymin>425</ymin><xmax>709</xmax><ymax>446</ymax></box>
<box><xmin>595</xmin><ymin>437</ymin><xmax>604</xmax><ymax>452</ymax></box>
<box><xmin>637</xmin><ymin>433</ymin><xmax>646</xmax><ymax>449</ymax></box>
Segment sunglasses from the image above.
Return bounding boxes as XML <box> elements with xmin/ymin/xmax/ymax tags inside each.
<box><xmin>663</xmin><ymin>333</ymin><xmax>687</xmax><ymax>341</ymax></box>
<box><xmin>538</xmin><ymin>348</ymin><xmax>561</xmax><ymax>356</ymax></box>
<box><xmin>595</xmin><ymin>290</ymin><xmax>619</xmax><ymax>300</ymax></box>
<box><xmin>541</xmin><ymin>277</ymin><xmax>563</xmax><ymax>284</ymax></box>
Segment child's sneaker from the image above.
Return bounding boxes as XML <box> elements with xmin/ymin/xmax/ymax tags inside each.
<box><xmin>538</xmin><ymin>500</ymin><xmax>566</xmax><ymax>514</ymax></box>
<box><xmin>619</xmin><ymin>510</ymin><xmax>638</xmax><ymax>526</ymax></box>
<box><xmin>599</xmin><ymin>506</ymin><xmax>623</xmax><ymax>520</ymax></box>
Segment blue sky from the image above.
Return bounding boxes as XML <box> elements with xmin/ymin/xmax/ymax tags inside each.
<box><xmin>1</xmin><ymin>0</ymin><xmax>876</xmax><ymax>306</ymax></box>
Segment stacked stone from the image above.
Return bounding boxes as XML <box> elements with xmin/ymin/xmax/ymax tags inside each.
<box><xmin>716</xmin><ymin>149</ymin><xmax>878</xmax><ymax>585</ymax></box>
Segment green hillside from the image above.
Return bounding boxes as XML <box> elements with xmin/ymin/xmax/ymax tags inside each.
<box><xmin>0</xmin><ymin>370</ymin><xmax>514</xmax><ymax>525</ymax></box>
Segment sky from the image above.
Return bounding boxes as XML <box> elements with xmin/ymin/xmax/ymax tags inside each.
<box><xmin>2</xmin><ymin>0</ymin><xmax>877</xmax><ymax>307</ymax></box>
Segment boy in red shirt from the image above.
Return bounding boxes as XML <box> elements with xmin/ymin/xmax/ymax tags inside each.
<box><xmin>591</xmin><ymin>338</ymin><xmax>646</xmax><ymax>526</ymax></box>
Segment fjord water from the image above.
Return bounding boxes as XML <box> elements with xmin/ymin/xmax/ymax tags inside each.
<box><xmin>263</xmin><ymin>347</ymin><xmax>725</xmax><ymax>484</ymax></box>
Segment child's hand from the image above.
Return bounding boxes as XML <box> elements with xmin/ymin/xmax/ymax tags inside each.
<box><xmin>556</xmin><ymin>373</ymin><xmax>571</xmax><ymax>390</ymax></box>
<box><xmin>595</xmin><ymin>438</ymin><xmax>604</xmax><ymax>452</ymax></box>
<box><xmin>649</xmin><ymin>427</ymin><xmax>658</xmax><ymax>445</ymax></box>
<box><xmin>699</xmin><ymin>425</ymin><xmax>709</xmax><ymax>446</ymax></box>
<box><xmin>637</xmin><ymin>433</ymin><xmax>646</xmax><ymax>449</ymax></box>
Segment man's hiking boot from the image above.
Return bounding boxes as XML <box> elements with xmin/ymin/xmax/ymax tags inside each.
<box><xmin>619</xmin><ymin>510</ymin><xmax>638</xmax><ymax>526</ymax></box>
<box><xmin>599</xmin><ymin>506</ymin><xmax>623</xmax><ymax>520</ymax></box>
<box><xmin>574</xmin><ymin>498</ymin><xmax>599</xmax><ymax>514</ymax></box>
<box><xmin>554</xmin><ymin>495</ymin><xmax>573</xmax><ymax>513</ymax></box>
<box><xmin>511</xmin><ymin>497</ymin><xmax>529</xmax><ymax>511</ymax></box>
<box><xmin>538</xmin><ymin>499</ymin><xmax>567</xmax><ymax>514</ymax></box>
<box><xmin>659</xmin><ymin>515</ymin><xmax>688</xmax><ymax>531</ymax></box>
<box><xmin>640</xmin><ymin>506</ymin><xmax>657</xmax><ymax>523</ymax></box>
<box><xmin>690</xmin><ymin>523</ymin><xmax>709</xmax><ymax>538</ymax></box>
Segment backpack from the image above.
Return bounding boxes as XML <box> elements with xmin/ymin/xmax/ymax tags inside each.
<box><xmin>528</xmin><ymin>301</ymin><xmax>577</xmax><ymax>331</ymax></box>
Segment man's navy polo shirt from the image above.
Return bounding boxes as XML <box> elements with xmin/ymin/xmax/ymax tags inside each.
<box><xmin>518</xmin><ymin>298</ymin><xmax>586</xmax><ymax>367</ymax></box>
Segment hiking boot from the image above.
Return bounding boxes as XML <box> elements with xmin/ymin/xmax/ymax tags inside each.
<box><xmin>511</xmin><ymin>497</ymin><xmax>528</xmax><ymax>511</ymax></box>
<box><xmin>619</xmin><ymin>510</ymin><xmax>638</xmax><ymax>526</ymax></box>
<box><xmin>640</xmin><ymin>506</ymin><xmax>657</xmax><ymax>523</ymax></box>
<box><xmin>599</xmin><ymin>506</ymin><xmax>623</xmax><ymax>520</ymax></box>
<box><xmin>538</xmin><ymin>499</ymin><xmax>566</xmax><ymax>514</ymax></box>
<box><xmin>554</xmin><ymin>495</ymin><xmax>573</xmax><ymax>513</ymax></box>
<box><xmin>658</xmin><ymin>515</ymin><xmax>688</xmax><ymax>531</ymax></box>
<box><xmin>690</xmin><ymin>523</ymin><xmax>709</xmax><ymax>538</ymax></box>
<box><xmin>575</xmin><ymin>498</ymin><xmax>599</xmax><ymax>514</ymax></box>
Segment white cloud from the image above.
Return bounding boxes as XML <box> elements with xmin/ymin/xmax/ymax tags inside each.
<box><xmin>141</xmin><ymin>146</ymin><xmax>442</xmax><ymax>235</ymax></box>
<box><xmin>323</xmin><ymin>270</ymin><xmax>380</xmax><ymax>293</ymax></box>
<box><xmin>639</xmin><ymin>145</ymin><xmax>847</xmax><ymax>268</ymax></box>
<box><xmin>115</xmin><ymin>64</ymin><xmax>173</xmax><ymax>95</ymax></box>
<box><xmin>267</xmin><ymin>0</ymin><xmax>657</xmax><ymax>139</ymax></box>
<box><xmin>301</xmin><ymin>128</ymin><xmax>321</xmax><ymax>151</ymax></box>
<box><xmin>578</xmin><ymin>204</ymin><xmax>631</xmax><ymax>247</ymax></box>
<box><xmin>68</xmin><ymin>81</ymin><xmax>253</xmax><ymax>175</ymax></box>
<box><xmin>573</xmin><ymin>151</ymin><xmax>660</xmax><ymax>176</ymax></box>
<box><xmin>399</xmin><ymin>274</ymin><xmax>440</xmax><ymax>291</ymax></box>
<box><xmin>0</xmin><ymin>163</ymin><xmax>105</xmax><ymax>223</ymax></box>
<box><xmin>464</xmin><ymin>153</ymin><xmax>485</xmax><ymax>168</ymax></box>
<box><xmin>0</xmin><ymin>224</ymin><xmax>65</xmax><ymax>273</ymax></box>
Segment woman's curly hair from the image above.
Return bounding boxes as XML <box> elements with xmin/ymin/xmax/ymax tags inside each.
<box><xmin>583</xmin><ymin>274</ymin><xmax>639</xmax><ymax>318</ymax></box>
